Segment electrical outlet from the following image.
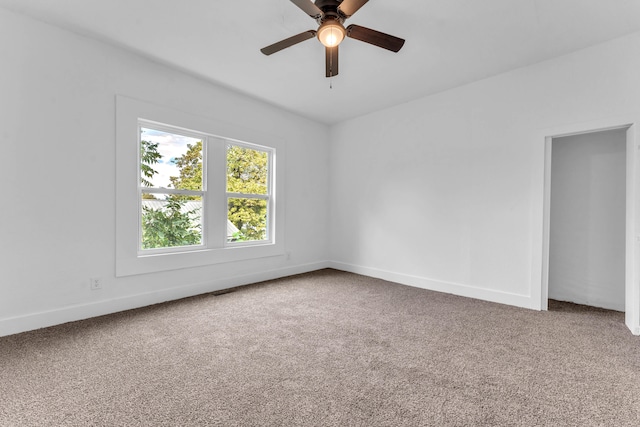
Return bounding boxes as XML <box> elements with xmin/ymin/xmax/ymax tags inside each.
<box><xmin>286</xmin><ymin>251</ymin><xmax>292</xmax><ymax>260</ymax></box>
<box><xmin>90</xmin><ymin>277</ymin><xmax>102</xmax><ymax>290</ymax></box>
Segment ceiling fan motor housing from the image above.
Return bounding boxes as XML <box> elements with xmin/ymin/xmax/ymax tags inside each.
<box><xmin>314</xmin><ymin>0</ymin><xmax>347</xmax><ymax>24</ymax></box>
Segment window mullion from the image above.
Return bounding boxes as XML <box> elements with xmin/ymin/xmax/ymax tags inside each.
<box><xmin>225</xmin><ymin>192</ymin><xmax>269</xmax><ymax>200</ymax></box>
<box><xmin>141</xmin><ymin>188</ymin><xmax>204</xmax><ymax>196</ymax></box>
<box><xmin>206</xmin><ymin>138</ymin><xmax>227</xmax><ymax>248</ymax></box>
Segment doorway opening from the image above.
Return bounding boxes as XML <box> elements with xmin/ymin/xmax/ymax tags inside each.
<box><xmin>539</xmin><ymin>121</ymin><xmax>640</xmax><ymax>335</ymax></box>
<box><xmin>548</xmin><ymin>128</ymin><xmax>626</xmax><ymax>311</ymax></box>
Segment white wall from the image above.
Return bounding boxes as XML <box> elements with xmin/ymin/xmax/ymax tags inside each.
<box><xmin>0</xmin><ymin>8</ymin><xmax>330</xmax><ymax>336</ymax></box>
<box><xmin>329</xmin><ymin>31</ymin><xmax>640</xmax><ymax>310</ymax></box>
<box><xmin>549</xmin><ymin>129</ymin><xmax>626</xmax><ymax>311</ymax></box>
<box><xmin>4</xmin><ymin>7</ymin><xmax>640</xmax><ymax>337</ymax></box>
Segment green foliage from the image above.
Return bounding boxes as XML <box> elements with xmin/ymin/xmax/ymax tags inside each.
<box><xmin>226</xmin><ymin>145</ymin><xmax>268</xmax><ymax>194</ymax></box>
<box><xmin>138</xmin><ymin>137</ymin><xmax>270</xmax><ymax>248</ymax></box>
<box><xmin>228</xmin><ymin>197</ymin><xmax>267</xmax><ymax>241</ymax></box>
<box><xmin>139</xmin><ymin>137</ymin><xmax>201</xmax><ymax>249</ymax></box>
<box><xmin>140</xmin><ymin>140</ymin><xmax>161</xmax><ymax>187</ymax></box>
<box><xmin>230</xmin><ymin>231</ymin><xmax>248</xmax><ymax>242</ymax></box>
<box><xmin>169</xmin><ymin>141</ymin><xmax>203</xmax><ymax>193</ymax></box>
<box><xmin>226</xmin><ymin>146</ymin><xmax>269</xmax><ymax>241</ymax></box>
<box><xmin>141</xmin><ymin>198</ymin><xmax>201</xmax><ymax>249</ymax></box>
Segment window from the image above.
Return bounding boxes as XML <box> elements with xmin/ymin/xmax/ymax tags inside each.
<box><xmin>139</xmin><ymin>125</ymin><xmax>205</xmax><ymax>252</ymax></box>
<box><xmin>226</xmin><ymin>144</ymin><xmax>271</xmax><ymax>244</ymax></box>
<box><xmin>116</xmin><ymin>96</ymin><xmax>284</xmax><ymax>276</ymax></box>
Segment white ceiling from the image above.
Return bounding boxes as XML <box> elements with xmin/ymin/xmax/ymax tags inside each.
<box><xmin>2</xmin><ymin>0</ymin><xmax>640</xmax><ymax>124</ymax></box>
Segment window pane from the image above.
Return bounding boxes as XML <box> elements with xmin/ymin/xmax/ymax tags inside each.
<box><xmin>226</xmin><ymin>145</ymin><xmax>268</xmax><ymax>195</ymax></box>
<box><xmin>141</xmin><ymin>194</ymin><xmax>203</xmax><ymax>250</ymax></box>
<box><xmin>140</xmin><ymin>127</ymin><xmax>203</xmax><ymax>191</ymax></box>
<box><xmin>227</xmin><ymin>197</ymin><xmax>268</xmax><ymax>242</ymax></box>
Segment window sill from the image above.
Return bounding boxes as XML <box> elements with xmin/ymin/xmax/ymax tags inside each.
<box><xmin>116</xmin><ymin>242</ymin><xmax>284</xmax><ymax>277</ymax></box>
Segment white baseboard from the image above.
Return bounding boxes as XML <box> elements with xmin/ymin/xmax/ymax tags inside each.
<box><xmin>328</xmin><ymin>261</ymin><xmax>534</xmax><ymax>309</ymax></box>
<box><xmin>0</xmin><ymin>261</ymin><xmax>330</xmax><ymax>337</ymax></box>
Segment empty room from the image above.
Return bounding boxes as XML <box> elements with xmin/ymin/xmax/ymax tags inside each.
<box><xmin>2</xmin><ymin>1</ymin><xmax>640</xmax><ymax>425</ymax></box>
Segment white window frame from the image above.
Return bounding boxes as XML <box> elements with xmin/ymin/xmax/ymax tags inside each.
<box><xmin>116</xmin><ymin>95</ymin><xmax>284</xmax><ymax>277</ymax></box>
<box><xmin>138</xmin><ymin>121</ymin><xmax>208</xmax><ymax>255</ymax></box>
<box><xmin>225</xmin><ymin>141</ymin><xmax>274</xmax><ymax>247</ymax></box>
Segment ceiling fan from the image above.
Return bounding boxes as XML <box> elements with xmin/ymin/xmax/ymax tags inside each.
<box><xmin>260</xmin><ymin>0</ymin><xmax>405</xmax><ymax>77</ymax></box>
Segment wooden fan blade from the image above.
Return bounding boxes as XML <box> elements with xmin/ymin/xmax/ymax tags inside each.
<box><xmin>261</xmin><ymin>30</ymin><xmax>316</xmax><ymax>56</ymax></box>
<box><xmin>326</xmin><ymin>45</ymin><xmax>339</xmax><ymax>77</ymax></box>
<box><xmin>290</xmin><ymin>0</ymin><xmax>323</xmax><ymax>19</ymax></box>
<box><xmin>346</xmin><ymin>24</ymin><xmax>405</xmax><ymax>52</ymax></box>
<box><xmin>338</xmin><ymin>0</ymin><xmax>369</xmax><ymax>18</ymax></box>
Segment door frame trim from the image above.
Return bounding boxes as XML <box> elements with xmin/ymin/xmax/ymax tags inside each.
<box><xmin>532</xmin><ymin>116</ymin><xmax>640</xmax><ymax>335</ymax></box>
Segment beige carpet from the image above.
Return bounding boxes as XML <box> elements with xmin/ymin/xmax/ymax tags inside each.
<box><xmin>1</xmin><ymin>269</ymin><xmax>639</xmax><ymax>426</ymax></box>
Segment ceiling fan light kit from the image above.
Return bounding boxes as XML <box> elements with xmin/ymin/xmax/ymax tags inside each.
<box><xmin>317</xmin><ymin>20</ymin><xmax>346</xmax><ymax>47</ymax></box>
<box><xmin>261</xmin><ymin>0</ymin><xmax>405</xmax><ymax>77</ymax></box>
